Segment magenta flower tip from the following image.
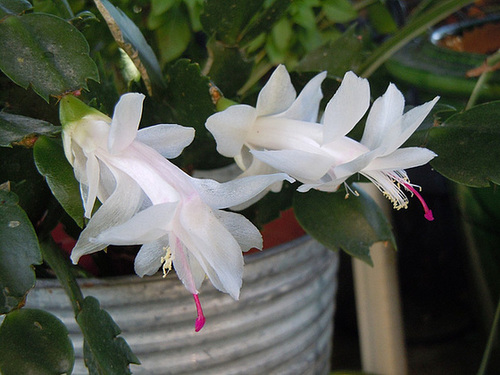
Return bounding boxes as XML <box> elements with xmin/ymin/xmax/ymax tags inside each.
<box><xmin>424</xmin><ymin>209</ymin><xmax>434</xmax><ymax>221</ymax></box>
<box><xmin>193</xmin><ymin>294</ymin><xmax>206</xmax><ymax>332</ymax></box>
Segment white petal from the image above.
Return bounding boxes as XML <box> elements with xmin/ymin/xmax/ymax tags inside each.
<box><xmin>280</xmin><ymin>71</ymin><xmax>326</xmax><ymax>122</ymax></box>
<box><xmin>108</xmin><ymin>93</ymin><xmax>145</xmax><ymax>154</ymax></box>
<box><xmin>96</xmin><ymin>202</ymin><xmax>178</xmax><ymax>245</ymax></box>
<box><xmin>322</xmin><ymin>71</ymin><xmax>370</xmax><ymax>144</ymax></box>
<box><xmin>251</xmin><ymin>149</ymin><xmax>333</xmax><ymax>182</ymax></box>
<box><xmin>386</xmin><ymin>97</ymin><xmax>439</xmax><ymax>152</ymax></box>
<box><xmin>134</xmin><ymin>237</ymin><xmax>169</xmax><ymax>277</ymax></box>
<box><xmin>191</xmin><ymin>172</ymin><xmax>293</xmax><ymax>209</ymax></box>
<box><xmin>361</xmin><ymin>83</ymin><xmax>405</xmax><ymax>150</ymax></box>
<box><xmin>70</xmin><ymin>171</ymin><xmax>143</xmax><ymax>264</ymax></box>
<box><xmin>174</xmin><ymin>199</ymin><xmax>244</xmax><ymax>299</ymax></box>
<box><xmin>83</xmin><ymin>153</ymin><xmax>100</xmax><ymax>218</ymax></box>
<box><xmin>364</xmin><ymin>147</ymin><xmax>437</xmax><ymax>171</ymax></box>
<box><xmin>214</xmin><ymin>210</ymin><xmax>263</xmax><ymax>251</ymax></box>
<box><xmin>170</xmin><ymin>233</ymin><xmax>206</xmax><ymax>294</ymax></box>
<box><xmin>256</xmin><ymin>65</ymin><xmax>296</xmax><ymax>116</ymax></box>
<box><xmin>137</xmin><ymin>124</ymin><xmax>195</xmax><ymax>158</ymax></box>
<box><xmin>205</xmin><ymin>105</ymin><xmax>257</xmax><ymax>157</ymax></box>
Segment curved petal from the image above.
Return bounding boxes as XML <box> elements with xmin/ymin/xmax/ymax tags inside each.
<box><xmin>256</xmin><ymin>65</ymin><xmax>296</xmax><ymax>116</ymax></box>
<box><xmin>137</xmin><ymin>124</ymin><xmax>195</xmax><ymax>158</ymax></box>
<box><xmin>171</xmin><ymin>236</ymin><xmax>206</xmax><ymax>294</ymax></box>
<box><xmin>83</xmin><ymin>153</ymin><xmax>100</xmax><ymax>218</ymax></box>
<box><xmin>70</xmin><ymin>171</ymin><xmax>143</xmax><ymax>264</ymax></box>
<box><xmin>205</xmin><ymin>105</ymin><xmax>257</xmax><ymax>157</ymax></box>
<box><xmin>96</xmin><ymin>202</ymin><xmax>178</xmax><ymax>245</ymax></box>
<box><xmin>385</xmin><ymin>96</ymin><xmax>439</xmax><ymax>152</ymax></box>
<box><xmin>322</xmin><ymin>71</ymin><xmax>370</xmax><ymax>144</ymax></box>
<box><xmin>108</xmin><ymin>93</ymin><xmax>145</xmax><ymax>154</ymax></box>
<box><xmin>280</xmin><ymin>71</ymin><xmax>326</xmax><ymax>122</ymax></box>
<box><xmin>174</xmin><ymin>199</ymin><xmax>244</xmax><ymax>299</ymax></box>
<box><xmin>251</xmin><ymin>149</ymin><xmax>333</xmax><ymax>182</ymax></box>
<box><xmin>134</xmin><ymin>237</ymin><xmax>169</xmax><ymax>277</ymax></box>
<box><xmin>190</xmin><ymin>172</ymin><xmax>293</xmax><ymax>209</ymax></box>
<box><xmin>361</xmin><ymin>83</ymin><xmax>405</xmax><ymax>150</ymax></box>
<box><xmin>364</xmin><ymin>147</ymin><xmax>437</xmax><ymax>171</ymax></box>
<box><xmin>214</xmin><ymin>209</ymin><xmax>263</xmax><ymax>251</ymax></box>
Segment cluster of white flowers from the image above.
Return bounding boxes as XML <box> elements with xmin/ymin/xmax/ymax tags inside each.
<box><xmin>62</xmin><ymin>66</ymin><xmax>437</xmax><ymax>331</ymax></box>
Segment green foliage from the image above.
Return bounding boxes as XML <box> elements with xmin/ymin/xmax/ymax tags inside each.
<box><xmin>0</xmin><ymin>112</ymin><xmax>60</xmax><ymax>147</ymax></box>
<box><xmin>33</xmin><ymin>136</ymin><xmax>84</xmax><ymax>227</ymax></box>
<box><xmin>0</xmin><ymin>12</ymin><xmax>98</xmax><ymax>102</ymax></box>
<box><xmin>0</xmin><ymin>308</ymin><xmax>74</xmax><ymax>375</ymax></box>
<box><xmin>78</xmin><ymin>297</ymin><xmax>140</xmax><ymax>375</ymax></box>
<box><xmin>428</xmin><ymin>101</ymin><xmax>500</xmax><ymax>187</ymax></box>
<box><xmin>0</xmin><ymin>189</ymin><xmax>42</xmax><ymax>314</ymax></box>
<box><xmin>94</xmin><ymin>0</ymin><xmax>165</xmax><ymax>96</ymax></box>
<box><xmin>0</xmin><ymin>0</ymin><xmax>32</xmax><ymax>17</ymax></box>
<box><xmin>293</xmin><ymin>185</ymin><xmax>396</xmax><ymax>265</ymax></box>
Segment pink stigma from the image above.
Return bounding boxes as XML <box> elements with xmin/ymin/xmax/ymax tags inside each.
<box><xmin>193</xmin><ymin>294</ymin><xmax>206</xmax><ymax>332</ymax></box>
<box><xmin>402</xmin><ymin>182</ymin><xmax>434</xmax><ymax>221</ymax></box>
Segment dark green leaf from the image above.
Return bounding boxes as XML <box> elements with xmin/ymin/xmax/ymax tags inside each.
<box><xmin>33</xmin><ymin>135</ymin><xmax>84</xmax><ymax>227</ymax></box>
<box><xmin>0</xmin><ymin>13</ymin><xmax>99</xmax><ymax>102</ymax></box>
<box><xmin>239</xmin><ymin>0</ymin><xmax>293</xmax><ymax>47</ymax></box>
<box><xmin>206</xmin><ymin>38</ymin><xmax>253</xmax><ymax>97</ymax></box>
<box><xmin>0</xmin><ymin>189</ymin><xmax>42</xmax><ymax>314</ymax></box>
<box><xmin>78</xmin><ymin>296</ymin><xmax>139</xmax><ymax>375</ymax></box>
<box><xmin>293</xmin><ymin>185</ymin><xmax>395</xmax><ymax>265</ymax></box>
<box><xmin>94</xmin><ymin>0</ymin><xmax>164</xmax><ymax>96</ymax></box>
<box><xmin>323</xmin><ymin>0</ymin><xmax>358</xmax><ymax>24</ymax></box>
<box><xmin>155</xmin><ymin>7</ymin><xmax>192</xmax><ymax>64</ymax></box>
<box><xmin>366</xmin><ymin>2</ymin><xmax>397</xmax><ymax>34</ymax></box>
<box><xmin>201</xmin><ymin>0</ymin><xmax>265</xmax><ymax>45</ymax></box>
<box><xmin>295</xmin><ymin>25</ymin><xmax>367</xmax><ymax>76</ymax></box>
<box><xmin>428</xmin><ymin>101</ymin><xmax>500</xmax><ymax>187</ymax></box>
<box><xmin>0</xmin><ymin>112</ymin><xmax>60</xmax><ymax>147</ymax></box>
<box><xmin>0</xmin><ymin>308</ymin><xmax>74</xmax><ymax>375</ymax></box>
<box><xmin>0</xmin><ymin>0</ymin><xmax>31</xmax><ymax>18</ymax></box>
<box><xmin>165</xmin><ymin>60</ymin><xmax>225</xmax><ymax>169</ymax></box>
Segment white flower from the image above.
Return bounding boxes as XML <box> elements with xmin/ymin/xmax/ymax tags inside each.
<box><xmin>206</xmin><ymin>65</ymin><xmax>439</xmax><ymax>219</ymax></box>
<box><xmin>61</xmin><ymin>93</ymin><xmax>291</xmax><ymax>331</ymax></box>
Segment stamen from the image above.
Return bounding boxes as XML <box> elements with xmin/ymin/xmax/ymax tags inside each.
<box><xmin>193</xmin><ymin>294</ymin><xmax>206</xmax><ymax>332</ymax></box>
<box><xmin>401</xmin><ymin>181</ymin><xmax>434</xmax><ymax>221</ymax></box>
<box><xmin>160</xmin><ymin>247</ymin><xmax>173</xmax><ymax>278</ymax></box>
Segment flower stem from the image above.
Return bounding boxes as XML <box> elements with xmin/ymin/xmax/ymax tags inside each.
<box><xmin>466</xmin><ymin>49</ymin><xmax>500</xmax><ymax>110</ymax></box>
<box><xmin>477</xmin><ymin>294</ymin><xmax>500</xmax><ymax>375</ymax></box>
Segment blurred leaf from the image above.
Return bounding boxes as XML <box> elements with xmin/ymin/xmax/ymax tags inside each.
<box><xmin>293</xmin><ymin>184</ymin><xmax>395</xmax><ymax>265</ymax></box>
<box><xmin>358</xmin><ymin>0</ymin><xmax>475</xmax><ymax>77</ymax></box>
<box><xmin>206</xmin><ymin>38</ymin><xmax>253</xmax><ymax>97</ymax></box>
<box><xmin>78</xmin><ymin>296</ymin><xmax>140</xmax><ymax>375</ymax></box>
<box><xmin>366</xmin><ymin>2</ymin><xmax>397</xmax><ymax>34</ymax></box>
<box><xmin>33</xmin><ymin>136</ymin><xmax>84</xmax><ymax>227</ymax></box>
<box><xmin>201</xmin><ymin>0</ymin><xmax>265</xmax><ymax>45</ymax></box>
<box><xmin>296</xmin><ymin>25</ymin><xmax>367</xmax><ymax>76</ymax></box>
<box><xmin>0</xmin><ymin>13</ymin><xmax>99</xmax><ymax>102</ymax></box>
<box><xmin>94</xmin><ymin>0</ymin><xmax>164</xmax><ymax>96</ymax></box>
<box><xmin>0</xmin><ymin>112</ymin><xmax>60</xmax><ymax>147</ymax></box>
<box><xmin>239</xmin><ymin>0</ymin><xmax>292</xmax><ymax>46</ymax></box>
<box><xmin>0</xmin><ymin>308</ymin><xmax>74</xmax><ymax>375</ymax></box>
<box><xmin>155</xmin><ymin>7</ymin><xmax>192</xmax><ymax>64</ymax></box>
<box><xmin>32</xmin><ymin>0</ymin><xmax>74</xmax><ymax>19</ymax></box>
<box><xmin>323</xmin><ymin>0</ymin><xmax>357</xmax><ymax>24</ymax></box>
<box><xmin>0</xmin><ymin>0</ymin><xmax>32</xmax><ymax>17</ymax></box>
<box><xmin>428</xmin><ymin>101</ymin><xmax>500</xmax><ymax>187</ymax></box>
<box><xmin>0</xmin><ymin>189</ymin><xmax>42</xmax><ymax>314</ymax></box>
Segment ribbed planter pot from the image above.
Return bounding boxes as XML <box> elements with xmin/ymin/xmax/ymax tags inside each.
<box><xmin>26</xmin><ymin>235</ymin><xmax>339</xmax><ymax>375</ymax></box>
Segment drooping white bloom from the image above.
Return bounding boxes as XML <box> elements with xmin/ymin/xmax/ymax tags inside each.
<box><xmin>61</xmin><ymin>93</ymin><xmax>291</xmax><ymax>331</ymax></box>
<box><xmin>206</xmin><ymin>65</ymin><xmax>439</xmax><ymax>220</ymax></box>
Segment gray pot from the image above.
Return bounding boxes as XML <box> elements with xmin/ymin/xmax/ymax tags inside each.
<box><xmin>27</xmin><ymin>236</ymin><xmax>339</xmax><ymax>375</ymax></box>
